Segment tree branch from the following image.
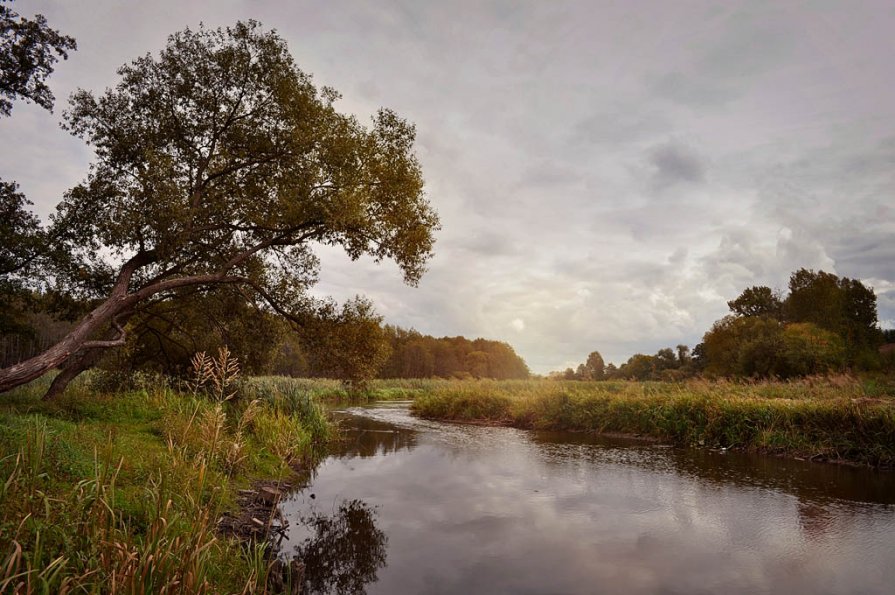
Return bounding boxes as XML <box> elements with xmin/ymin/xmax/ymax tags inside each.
<box><xmin>81</xmin><ymin>315</ymin><xmax>127</xmax><ymax>349</ymax></box>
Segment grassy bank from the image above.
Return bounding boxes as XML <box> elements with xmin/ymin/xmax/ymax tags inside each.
<box><xmin>411</xmin><ymin>377</ymin><xmax>895</xmax><ymax>467</ymax></box>
<box><xmin>249</xmin><ymin>376</ymin><xmax>460</xmax><ymax>403</ymax></box>
<box><xmin>0</xmin><ymin>374</ymin><xmax>331</xmax><ymax>593</ymax></box>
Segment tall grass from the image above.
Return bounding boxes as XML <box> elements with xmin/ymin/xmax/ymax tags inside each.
<box><xmin>411</xmin><ymin>377</ymin><xmax>895</xmax><ymax>467</ymax></box>
<box><xmin>0</xmin><ymin>374</ymin><xmax>335</xmax><ymax>593</ymax></box>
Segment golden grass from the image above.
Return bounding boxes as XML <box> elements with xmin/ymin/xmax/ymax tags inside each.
<box><xmin>411</xmin><ymin>376</ymin><xmax>895</xmax><ymax>467</ymax></box>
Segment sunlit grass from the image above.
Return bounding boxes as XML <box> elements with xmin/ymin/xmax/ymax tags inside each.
<box><xmin>409</xmin><ymin>376</ymin><xmax>895</xmax><ymax>467</ymax></box>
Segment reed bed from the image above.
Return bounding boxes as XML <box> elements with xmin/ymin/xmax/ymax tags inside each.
<box><xmin>410</xmin><ymin>376</ymin><xmax>895</xmax><ymax>467</ymax></box>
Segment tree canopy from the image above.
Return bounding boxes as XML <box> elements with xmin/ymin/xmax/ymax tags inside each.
<box><xmin>0</xmin><ymin>21</ymin><xmax>439</xmax><ymax>395</ymax></box>
<box><xmin>727</xmin><ymin>285</ymin><xmax>783</xmax><ymax>318</ymax></box>
<box><xmin>0</xmin><ymin>0</ymin><xmax>76</xmax><ymax>116</ymax></box>
<box><xmin>0</xmin><ymin>1</ymin><xmax>77</xmax><ymax>372</ymax></box>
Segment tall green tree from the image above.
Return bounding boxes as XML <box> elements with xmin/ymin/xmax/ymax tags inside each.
<box><xmin>0</xmin><ymin>21</ymin><xmax>439</xmax><ymax>395</ymax></box>
<box><xmin>783</xmin><ymin>268</ymin><xmax>881</xmax><ymax>360</ymax></box>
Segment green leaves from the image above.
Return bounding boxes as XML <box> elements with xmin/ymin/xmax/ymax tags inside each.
<box><xmin>0</xmin><ymin>2</ymin><xmax>76</xmax><ymax>117</ymax></box>
<box><xmin>55</xmin><ymin>19</ymin><xmax>437</xmax><ymax>297</ymax></box>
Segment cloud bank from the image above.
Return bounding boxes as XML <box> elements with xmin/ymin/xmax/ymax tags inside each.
<box><xmin>1</xmin><ymin>1</ymin><xmax>893</xmax><ymax>372</ymax></box>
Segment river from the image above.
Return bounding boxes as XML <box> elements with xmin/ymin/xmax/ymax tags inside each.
<box><xmin>279</xmin><ymin>400</ymin><xmax>895</xmax><ymax>594</ymax></box>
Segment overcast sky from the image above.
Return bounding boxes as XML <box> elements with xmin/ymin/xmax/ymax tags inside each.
<box><xmin>2</xmin><ymin>1</ymin><xmax>894</xmax><ymax>373</ymax></box>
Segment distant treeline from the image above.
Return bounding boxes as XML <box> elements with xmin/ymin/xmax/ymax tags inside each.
<box><xmin>377</xmin><ymin>326</ymin><xmax>529</xmax><ymax>379</ymax></box>
<box><xmin>270</xmin><ymin>324</ymin><xmax>529</xmax><ymax>380</ymax></box>
<box><xmin>558</xmin><ymin>268</ymin><xmax>895</xmax><ymax>381</ymax></box>
<box><xmin>1</xmin><ymin>286</ymin><xmax>529</xmax><ymax>382</ymax></box>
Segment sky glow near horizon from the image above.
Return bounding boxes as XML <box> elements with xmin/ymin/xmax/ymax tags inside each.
<box><xmin>2</xmin><ymin>1</ymin><xmax>894</xmax><ymax>373</ymax></box>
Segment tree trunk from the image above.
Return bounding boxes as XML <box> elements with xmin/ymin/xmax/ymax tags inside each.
<box><xmin>42</xmin><ymin>310</ymin><xmax>135</xmax><ymax>401</ymax></box>
<box><xmin>0</xmin><ymin>246</ymin><xmax>252</xmax><ymax>395</ymax></box>
<box><xmin>42</xmin><ymin>347</ymin><xmax>105</xmax><ymax>401</ymax></box>
<box><xmin>0</xmin><ymin>297</ymin><xmax>126</xmax><ymax>393</ymax></box>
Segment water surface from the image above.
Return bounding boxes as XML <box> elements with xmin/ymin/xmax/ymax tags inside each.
<box><xmin>281</xmin><ymin>401</ymin><xmax>895</xmax><ymax>594</ymax></box>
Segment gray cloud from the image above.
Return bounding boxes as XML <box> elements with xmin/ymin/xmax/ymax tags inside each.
<box><xmin>648</xmin><ymin>142</ymin><xmax>707</xmax><ymax>188</ymax></box>
<box><xmin>2</xmin><ymin>0</ymin><xmax>894</xmax><ymax>372</ymax></box>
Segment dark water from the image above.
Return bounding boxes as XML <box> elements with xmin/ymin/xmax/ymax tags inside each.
<box><xmin>280</xmin><ymin>401</ymin><xmax>895</xmax><ymax>594</ymax></box>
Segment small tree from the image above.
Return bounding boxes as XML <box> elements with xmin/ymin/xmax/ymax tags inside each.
<box><xmin>302</xmin><ymin>297</ymin><xmax>392</xmax><ymax>391</ymax></box>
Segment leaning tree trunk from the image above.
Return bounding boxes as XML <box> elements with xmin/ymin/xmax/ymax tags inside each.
<box><xmin>0</xmin><ymin>301</ymin><xmax>126</xmax><ymax>393</ymax></box>
<box><xmin>42</xmin><ymin>346</ymin><xmax>107</xmax><ymax>401</ymax></box>
<box><xmin>42</xmin><ymin>310</ymin><xmax>135</xmax><ymax>401</ymax></box>
<box><xmin>0</xmin><ymin>255</ymin><xmax>143</xmax><ymax>393</ymax></box>
<box><xmin>0</xmin><ymin>252</ymin><xmax>153</xmax><ymax>394</ymax></box>
<box><xmin>0</xmin><ymin>246</ymin><xmax>254</xmax><ymax>395</ymax></box>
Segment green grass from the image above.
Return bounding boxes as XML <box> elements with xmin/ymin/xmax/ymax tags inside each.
<box><xmin>244</xmin><ymin>376</ymin><xmax>457</xmax><ymax>404</ymax></box>
<box><xmin>0</xmin><ymin>374</ymin><xmax>332</xmax><ymax>593</ymax></box>
<box><xmin>410</xmin><ymin>377</ymin><xmax>895</xmax><ymax>468</ymax></box>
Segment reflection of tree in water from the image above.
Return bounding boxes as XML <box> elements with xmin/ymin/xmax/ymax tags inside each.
<box><xmin>334</xmin><ymin>415</ymin><xmax>418</xmax><ymax>459</ymax></box>
<box><xmin>797</xmin><ymin>501</ymin><xmax>834</xmax><ymax>542</ymax></box>
<box><xmin>293</xmin><ymin>499</ymin><xmax>387</xmax><ymax>594</ymax></box>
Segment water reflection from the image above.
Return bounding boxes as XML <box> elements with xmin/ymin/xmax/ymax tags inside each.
<box><xmin>331</xmin><ymin>410</ymin><xmax>417</xmax><ymax>459</ymax></box>
<box><xmin>281</xmin><ymin>402</ymin><xmax>895</xmax><ymax>595</ymax></box>
<box><xmin>290</xmin><ymin>499</ymin><xmax>387</xmax><ymax>594</ymax></box>
<box><xmin>529</xmin><ymin>430</ymin><xmax>895</xmax><ymax>506</ymax></box>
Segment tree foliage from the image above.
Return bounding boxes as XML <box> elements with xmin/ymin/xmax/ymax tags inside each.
<box><xmin>300</xmin><ymin>297</ymin><xmax>392</xmax><ymax>389</ymax></box>
<box><xmin>557</xmin><ymin>346</ymin><xmax>694</xmax><ymax>381</ymax></box>
<box><xmin>378</xmin><ymin>326</ymin><xmax>529</xmax><ymax>379</ymax></box>
<box><xmin>0</xmin><ymin>180</ymin><xmax>43</xmax><ymax>279</ymax></box>
<box><xmin>700</xmin><ymin>315</ymin><xmax>846</xmax><ymax>379</ymax></box>
<box><xmin>562</xmin><ymin>267</ymin><xmax>879</xmax><ymax>382</ymax></box>
<box><xmin>583</xmin><ymin>351</ymin><xmax>605</xmax><ymax>380</ymax></box>
<box><xmin>730</xmin><ymin>269</ymin><xmax>883</xmax><ymax>364</ymax></box>
<box><xmin>0</xmin><ymin>21</ymin><xmax>439</xmax><ymax>394</ymax></box>
<box><xmin>112</xmin><ymin>287</ymin><xmax>288</xmax><ymax>376</ymax></box>
<box><xmin>727</xmin><ymin>285</ymin><xmax>782</xmax><ymax>318</ymax></box>
<box><xmin>0</xmin><ymin>2</ymin><xmax>76</xmax><ymax>369</ymax></box>
<box><xmin>0</xmin><ymin>0</ymin><xmax>76</xmax><ymax>116</ymax></box>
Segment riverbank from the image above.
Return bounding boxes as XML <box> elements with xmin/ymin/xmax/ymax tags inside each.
<box><xmin>0</xmin><ymin>375</ymin><xmax>331</xmax><ymax>593</ymax></box>
<box><xmin>411</xmin><ymin>377</ymin><xmax>895</xmax><ymax>468</ymax></box>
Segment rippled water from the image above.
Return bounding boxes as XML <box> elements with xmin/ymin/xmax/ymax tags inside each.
<box><xmin>280</xmin><ymin>401</ymin><xmax>895</xmax><ymax>594</ymax></box>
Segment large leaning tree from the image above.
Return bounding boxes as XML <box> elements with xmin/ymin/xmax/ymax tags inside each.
<box><xmin>0</xmin><ymin>20</ymin><xmax>439</xmax><ymax>396</ymax></box>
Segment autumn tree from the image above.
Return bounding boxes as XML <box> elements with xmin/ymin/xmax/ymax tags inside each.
<box><xmin>0</xmin><ymin>21</ymin><xmax>439</xmax><ymax>396</ymax></box>
<box><xmin>378</xmin><ymin>329</ymin><xmax>528</xmax><ymax>379</ymax></box>
<box><xmin>701</xmin><ymin>314</ymin><xmax>845</xmax><ymax>378</ymax></box>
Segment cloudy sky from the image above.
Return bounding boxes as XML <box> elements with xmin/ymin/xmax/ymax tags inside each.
<box><xmin>2</xmin><ymin>1</ymin><xmax>894</xmax><ymax>373</ymax></box>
